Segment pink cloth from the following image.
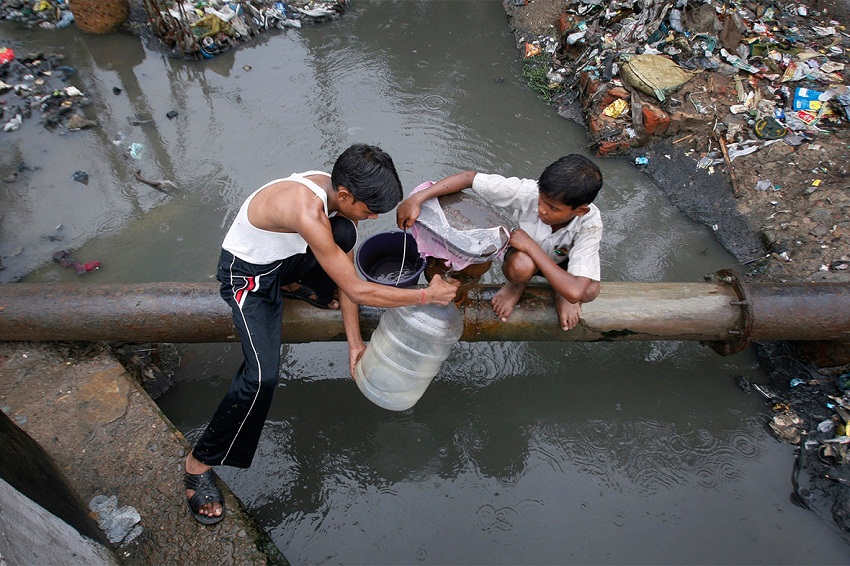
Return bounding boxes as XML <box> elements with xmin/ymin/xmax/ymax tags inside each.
<box><xmin>410</xmin><ymin>181</ymin><xmax>510</xmax><ymax>270</ymax></box>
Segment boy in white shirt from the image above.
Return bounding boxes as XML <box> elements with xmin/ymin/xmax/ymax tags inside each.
<box><xmin>397</xmin><ymin>154</ymin><xmax>602</xmax><ymax>331</ymax></box>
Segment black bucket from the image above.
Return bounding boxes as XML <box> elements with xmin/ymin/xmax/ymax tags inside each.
<box><xmin>355</xmin><ymin>231</ymin><xmax>426</xmax><ymax>288</ymax></box>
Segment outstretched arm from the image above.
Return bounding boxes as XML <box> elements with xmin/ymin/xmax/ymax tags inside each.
<box><xmin>396</xmin><ymin>171</ymin><xmax>478</xmax><ymax>229</ymax></box>
<box><xmin>297</xmin><ymin>207</ymin><xmax>459</xmax><ymax>307</ymax></box>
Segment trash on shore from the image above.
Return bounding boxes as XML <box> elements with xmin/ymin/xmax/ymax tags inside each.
<box><xmin>0</xmin><ymin>49</ymin><xmax>92</xmax><ymax>134</ymax></box>
<box><xmin>141</xmin><ymin>0</ymin><xmax>349</xmax><ymax>60</ymax></box>
<box><xmin>533</xmin><ymin>0</ymin><xmax>850</xmax><ymax>159</ymax></box>
<box><xmin>89</xmin><ymin>494</ymin><xmax>143</xmax><ymax>545</ymax></box>
<box><xmin>52</xmin><ymin>250</ymin><xmax>101</xmax><ymax>275</ymax></box>
<box><xmin>770</xmin><ymin>405</ymin><xmax>804</xmax><ymax>444</ymax></box>
<box><xmin>0</xmin><ymin>2</ymin><xmax>349</xmax><ymax>135</ymax></box>
<box><xmin>750</xmin><ymin>342</ymin><xmax>850</xmax><ymax>535</ymax></box>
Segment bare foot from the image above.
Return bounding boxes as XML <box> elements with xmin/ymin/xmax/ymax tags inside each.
<box><xmin>185</xmin><ymin>453</ymin><xmax>222</xmax><ymax>520</ymax></box>
<box><xmin>492</xmin><ymin>281</ymin><xmax>526</xmax><ymax>322</ymax></box>
<box><xmin>555</xmin><ymin>293</ymin><xmax>581</xmax><ymax>331</ymax></box>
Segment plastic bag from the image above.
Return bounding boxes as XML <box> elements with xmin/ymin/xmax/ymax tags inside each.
<box><xmin>619</xmin><ymin>54</ymin><xmax>695</xmax><ymax>101</ymax></box>
<box><xmin>411</xmin><ymin>182</ymin><xmax>510</xmax><ymax>271</ymax></box>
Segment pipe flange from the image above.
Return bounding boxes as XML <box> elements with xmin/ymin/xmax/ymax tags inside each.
<box><xmin>705</xmin><ymin>269</ymin><xmax>753</xmax><ymax>356</ymax></box>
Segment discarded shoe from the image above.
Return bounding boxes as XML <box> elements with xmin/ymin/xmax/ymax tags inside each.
<box><xmin>74</xmin><ymin>260</ymin><xmax>101</xmax><ymax>275</ymax></box>
<box><xmin>53</xmin><ymin>250</ymin><xmax>101</xmax><ymax>274</ymax></box>
<box><xmin>185</xmin><ymin>469</ymin><xmax>225</xmax><ymax>525</ymax></box>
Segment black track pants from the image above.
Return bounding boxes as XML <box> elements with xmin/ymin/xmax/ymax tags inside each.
<box><xmin>192</xmin><ymin>216</ymin><xmax>355</xmax><ymax>468</ymax></box>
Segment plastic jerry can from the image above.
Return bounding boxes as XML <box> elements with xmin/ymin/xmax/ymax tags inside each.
<box><xmin>354</xmin><ymin>302</ymin><xmax>464</xmax><ymax>411</ymax></box>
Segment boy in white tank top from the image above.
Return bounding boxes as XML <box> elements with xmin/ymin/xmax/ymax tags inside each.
<box><xmin>183</xmin><ymin>144</ymin><xmax>459</xmax><ymax>524</ymax></box>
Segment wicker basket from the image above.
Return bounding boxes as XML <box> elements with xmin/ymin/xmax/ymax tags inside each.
<box><xmin>68</xmin><ymin>0</ymin><xmax>130</xmax><ymax>34</ymax></box>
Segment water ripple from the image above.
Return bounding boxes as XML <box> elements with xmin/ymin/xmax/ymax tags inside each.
<box><xmin>694</xmin><ymin>465</ymin><xmax>719</xmax><ymax>490</ymax></box>
<box><xmin>474</xmin><ymin>498</ymin><xmax>544</xmax><ymax>545</ymax></box>
<box><xmin>551</xmin><ymin>420</ymin><xmax>757</xmax><ymax>494</ymax></box>
<box><xmin>441</xmin><ymin>342</ymin><xmax>527</xmax><ymax>388</ymax></box>
<box><xmin>644</xmin><ymin>341</ymin><xmax>682</xmax><ymax>363</ymax></box>
<box><xmin>420</xmin><ymin>93</ymin><xmax>449</xmax><ymax>112</ymax></box>
<box><xmin>91</xmin><ymin>211</ymin><xmax>124</xmax><ymax>236</ymax></box>
<box><xmin>728</xmin><ymin>429</ymin><xmax>761</xmax><ymax>460</ymax></box>
<box><xmin>527</xmin><ymin>436</ymin><xmax>565</xmax><ymax>474</ymax></box>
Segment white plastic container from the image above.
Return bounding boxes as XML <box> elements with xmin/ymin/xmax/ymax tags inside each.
<box><xmin>355</xmin><ymin>303</ymin><xmax>464</xmax><ymax>411</ymax></box>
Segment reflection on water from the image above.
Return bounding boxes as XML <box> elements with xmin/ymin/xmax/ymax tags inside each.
<box><xmin>167</xmin><ymin>340</ymin><xmax>847</xmax><ymax>564</ymax></box>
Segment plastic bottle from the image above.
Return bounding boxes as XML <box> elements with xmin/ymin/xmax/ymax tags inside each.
<box><xmin>669</xmin><ymin>9</ymin><xmax>683</xmax><ymax>33</ymax></box>
<box><xmin>355</xmin><ymin>302</ymin><xmax>463</xmax><ymax>411</ymax></box>
<box><xmin>55</xmin><ymin>10</ymin><xmax>74</xmax><ymax>28</ymax></box>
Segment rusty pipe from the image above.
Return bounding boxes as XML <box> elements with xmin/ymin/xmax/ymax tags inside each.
<box><xmin>739</xmin><ymin>281</ymin><xmax>850</xmax><ymax>341</ymax></box>
<box><xmin>0</xmin><ymin>281</ymin><xmax>848</xmax><ymax>350</ymax></box>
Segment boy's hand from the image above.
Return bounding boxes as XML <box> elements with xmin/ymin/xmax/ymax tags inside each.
<box><xmin>348</xmin><ymin>341</ymin><xmax>366</xmax><ymax>379</ymax></box>
<box><xmin>425</xmin><ymin>275</ymin><xmax>461</xmax><ymax>305</ymax></box>
<box><xmin>507</xmin><ymin>228</ymin><xmax>537</xmax><ymax>253</ymax></box>
<box><xmin>396</xmin><ymin>198</ymin><xmax>421</xmax><ymax>230</ymax></box>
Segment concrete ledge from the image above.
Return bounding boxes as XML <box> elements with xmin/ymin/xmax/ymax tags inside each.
<box><xmin>0</xmin><ymin>476</ymin><xmax>119</xmax><ymax>564</ymax></box>
<box><xmin>0</xmin><ymin>342</ymin><xmax>286</xmax><ymax>565</ymax></box>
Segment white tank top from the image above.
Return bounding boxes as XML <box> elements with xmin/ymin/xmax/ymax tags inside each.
<box><xmin>221</xmin><ymin>171</ymin><xmax>331</xmax><ymax>264</ymax></box>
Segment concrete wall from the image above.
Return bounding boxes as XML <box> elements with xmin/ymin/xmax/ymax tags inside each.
<box><xmin>0</xmin><ymin>409</ymin><xmax>117</xmax><ymax>563</ymax></box>
<box><xmin>0</xmin><ymin>477</ymin><xmax>118</xmax><ymax>565</ymax></box>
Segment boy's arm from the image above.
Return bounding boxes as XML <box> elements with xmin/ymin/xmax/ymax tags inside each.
<box><xmin>508</xmin><ymin>229</ymin><xmax>594</xmax><ymax>303</ymax></box>
<box><xmin>338</xmin><ymin>249</ymin><xmax>367</xmax><ymax>379</ymax></box>
<box><xmin>396</xmin><ymin>171</ymin><xmax>477</xmax><ymax>229</ymax></box>
<box><xmin>297</xmin><ymin>207</ymin><xmax>459</xmax><ymax>307</ymax></box>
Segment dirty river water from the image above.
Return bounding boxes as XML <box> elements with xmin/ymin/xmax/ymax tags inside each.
<box><xmin>3</xmin><ymin>1</ymin><xmax>849</xmax><ymax>563</ymax></box>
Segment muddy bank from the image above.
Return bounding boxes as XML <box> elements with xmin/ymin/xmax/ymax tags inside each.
<box><xmin>504</xmin><ymin>0</ymin><xmax>850</xmax><ymax>283</ymax></box>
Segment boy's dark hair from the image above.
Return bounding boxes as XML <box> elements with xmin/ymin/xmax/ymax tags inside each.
<box><xmin>331</xmin><ymin>143</ymin><xmax>403</xmax><ymax>214</ymax></box>
<box><xmin>538</xmin><ymin>154</ymin><xmax>602</xmax><ymax>208</ymax></box>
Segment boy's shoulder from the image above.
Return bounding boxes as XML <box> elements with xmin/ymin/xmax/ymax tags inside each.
<box><xmin>477</xmin><ymin>171</ymin><xmax>535</xmax><ymax>182</ymax></box>
<box><xmin>580</xmin><ymin>203</ymin><xmax>603</xmax><ymax>232</ymax></box>
<box><xmin>474</xmin><ymin>172</ymin><xmax>538</xmax><ymax>193</ymax></box>
<box><xmin>550</xmin><ymin>203</ymin><xmax>602</xmax><ymax>235</ymax></box>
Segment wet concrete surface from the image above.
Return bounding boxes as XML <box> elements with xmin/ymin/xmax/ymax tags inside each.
<box><xmin>0</xmin><ymin>341</ymin><xmax>286</xmax><ymax>565</ymax></box>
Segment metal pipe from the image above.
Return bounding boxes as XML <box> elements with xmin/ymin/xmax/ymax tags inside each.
<box><xmin>743</xmin><ymin>281</ymin><xmax>850</xmax><ymax>341</ymax></box>
<box><xmin>0</xmin><ymin>281</ymin><xmax>848</xmax><ymax>351</ymax></box>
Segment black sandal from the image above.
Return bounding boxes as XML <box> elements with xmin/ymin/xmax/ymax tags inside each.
<box><xmin>185</xmin><ymin>469</ymin><xmax>225</xmax><ymax>525</ymax></box>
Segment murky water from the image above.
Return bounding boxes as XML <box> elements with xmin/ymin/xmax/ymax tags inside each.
<box><xmin>3</xmin><ymin>1</ymin><xmax>849</xmax><ymax>563</ymax></box>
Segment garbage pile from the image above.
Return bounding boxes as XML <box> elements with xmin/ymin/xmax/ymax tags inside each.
<box><xmin>0</xmin><ymin>47</ymin><xmax>94</xmax><ymax>134</ymax></box>
<box><xmin>0</xmin><ymin>0</ymin><xmax>348</xmax><ymax>60</ymax></box>
<box><xmin>516</xmin><ymin>0</ymin><xmax>850</xmax><ymax>282</ymax></box>
<box><xmin>744</xmin><ymin>345</ymin><xmax>850</xmax><ymax>532</ymax></box>
<box><xmin>141</xmin><ymin>0</ymin><xmax>348</xmax><ymax>59</ymax></box>
<box><xmin>0</xmin><ymin>0</ymin><xmax>76</xmax><ymax>29</ymax></box>
<box><xmin>523</xmin><ymin>0</ymin><xmax>849</xmax><ymax>159</ymax></box>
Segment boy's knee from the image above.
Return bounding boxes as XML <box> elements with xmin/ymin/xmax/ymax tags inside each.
<box><xmin>256</xmin><ymin>370</ymin><xmax>280</xmax><ymax>394</ymax></box>
<box><xmin>582</xmin><ymin>280</ymin><xmax>600</xmax><ymax>303</ymax></box>
<box><xmin>503</xmin><ymin>250</ymin><xmax>536</xmax><ymax>281</ymax></box>
<box><xmin>330</xmin><ymin>217</ymin><xmax>357</xmax><ymax>253</ymax></box>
